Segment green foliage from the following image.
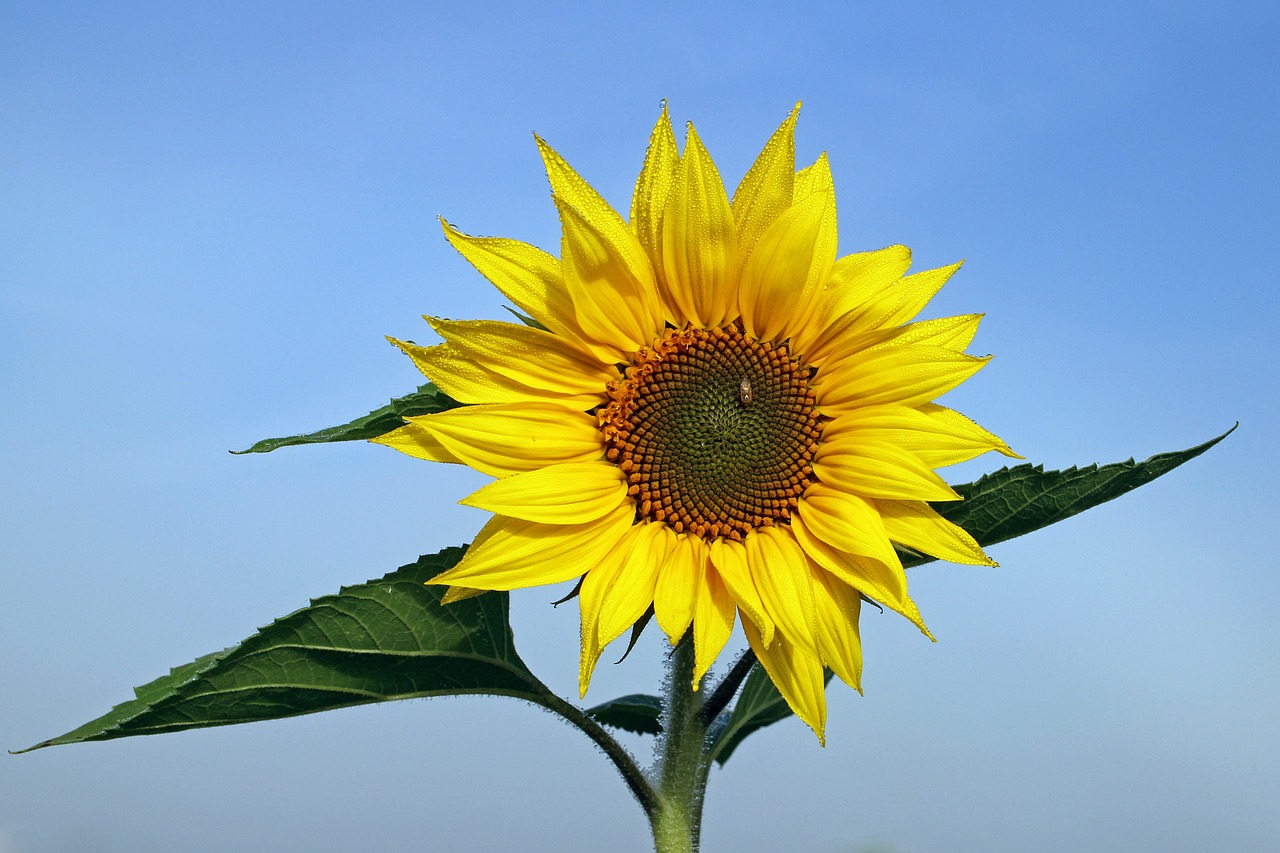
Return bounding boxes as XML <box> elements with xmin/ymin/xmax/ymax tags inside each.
<box><xmin>232</xmin><ymin>382</ymin><xmax>460</xmax><ymax>454</ymax></box>
<box><xmin>902</xmin><ymin>425</ymin><xmax>1236</xmax><ymax>568</ymax></box>
<box><xmin>587</xmin><ymin>693</ymin><xmax>664</xmax><ymax>735</ymax></box>
<box><xmin>20</xmin><ymin>548</ymin><xmax>548</xmax><ymax>752</ymax></box>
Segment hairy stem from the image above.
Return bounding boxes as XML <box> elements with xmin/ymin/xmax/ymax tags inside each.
<box><xmin>649</xmin><ymin>638</ymin><xmax>709</xmax><ymax>853</ymax></box>
<box><xmin>534</xmin><ymin>688</ymin><xmax>659</xmax><ymax>817</ymax></box>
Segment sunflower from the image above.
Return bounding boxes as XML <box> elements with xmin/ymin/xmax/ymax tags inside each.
<box><xmin>374</xmin><ymin>104</ymin><xmax>1017</xmax><ymax>741</ymax></box>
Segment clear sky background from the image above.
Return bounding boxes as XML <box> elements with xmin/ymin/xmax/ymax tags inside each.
<box><xmin>3</xmin><ymin>2</ymin><xmax>1277</xmax><ymax>851</ymax></box>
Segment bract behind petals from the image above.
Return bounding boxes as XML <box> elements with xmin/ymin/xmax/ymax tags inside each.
<box><xmin>660</xmin><ymin>123</ymin><xmax>738</xmax><ymax>327</ymax></box>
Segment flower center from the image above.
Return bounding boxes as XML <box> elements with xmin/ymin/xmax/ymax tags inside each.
<box><xmin>598</xmin><ymin>325</ymin><xmax>823</xmax><ymax>541</ymax></box>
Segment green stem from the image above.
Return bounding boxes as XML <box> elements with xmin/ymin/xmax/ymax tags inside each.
<box><xmin>534</xmin><ymin>688</ymin><xmax>659</xmax><ymax>817</ymax></box>
<box><xmin>649</xmin><ymin>638</ymin><xmax>709</xmax><ymax>853</ymax></box>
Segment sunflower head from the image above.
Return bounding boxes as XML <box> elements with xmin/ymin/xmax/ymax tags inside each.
<box><xmin>373</xmin><ymin>103</ymin><xmax>1017</xmax><ymax>741</ymax></box>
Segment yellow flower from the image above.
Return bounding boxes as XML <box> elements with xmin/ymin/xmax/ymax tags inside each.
<box><xmin>374</xmin><ymin>104</ymin><xmax>1017</xmax><ymax>742</ymax></box>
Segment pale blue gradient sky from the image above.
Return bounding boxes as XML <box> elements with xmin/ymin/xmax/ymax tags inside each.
<box><xmin>3</xmin><ymin>2</ymin><xmax>1277</xmax><ymax>851</ymax></box>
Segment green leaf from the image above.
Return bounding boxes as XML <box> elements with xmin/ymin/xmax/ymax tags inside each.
<box><xmin>902</xmin><ymin>425</ymin><xmax>1236</xmax><ymax>568</ymax></box>
<box><xmin>232</xmin><ymin>382</ymin><xmax>461</xmax><ymax>454</ymax></box>
<box><xmin>19</xmin><ymin>547</ymin><xmax>550</xmax><ymax>752</ymax></box>
<box><xmin>710</xmin><ymin>666</ymin><xmax>833</xmax><ymax>766</ymax></box>
<box><xmin>586</xmin><ymin>693</ymin><xmax>664</xmax><ymax>735</ymax></box>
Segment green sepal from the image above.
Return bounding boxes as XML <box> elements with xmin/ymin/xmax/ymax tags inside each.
<box><xmin>232</xmin><ymin>382</ymin><xmax>461</xmax><ymax>454</ymax></box>
<box><xmin>586</xmin><ymin>693</ymin><xmax>664</xmax><ymax>735</ymax></box>
<box><xmin>19</xmin><ymin>547</ymin><xmax>549</xmax><ymax>752</ymax></box>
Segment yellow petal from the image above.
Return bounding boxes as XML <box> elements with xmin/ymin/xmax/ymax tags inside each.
<box><xmin>790</xmin><ymin>501</ymin><xmax>933</xmax><ymax>639</ymax></box>
<box><xmin>371</xmin><ymin>421</ymin><xmax>462</xmax><ymax>465</ymax></box>
<box><xmin>878</xmin><ymin>499</ymin><xmax>997</xmax><ymax>566</ymax></box>
<box><xmin>708</xmin><ymin>537</ymin><xmax>774</xmax><ymax>646</ymax></box>
<box><xmin>822</xmin><ymin>403</ymin><xmax>1019</xmax><ymax>468</ymax></box>
<box><xmin>557</xmin><ymin>196</ymin><xmax>663</xmax><ymax>356</ymax></box>
<box><xmin>392</xmin><ymin>338</ymin><xmax>560</xmax><ymax>406</ymax></box>
<box><xmin>737</xmin><ymin>189</ymin><xmax>835</xmax><ymax>343</ymax></box>
<box><xmin>796</xmin><ymin>245</ymin><xmax>915</xmax><ymax>361</ymax></box>
<box><xmin>786</xmin><ymin>153</ymin><xmax>838</xmax><ymax>337</ymax></box>
<box><xmin>536</xmin><ymin>134</ymin><xmax>663</xmax><ymax>349</ymax></box>
<box><xmin>597</xmin><ymin>521</ymin><xmax>674</xmax><ymax>647</ymax></box>
<box><xmin>537</xmin><ymin>134</ymin><xmax>632</xmax><ymax>242</ymax></box>
<box><xmin>692</xmin><ymin>565</ymin><xmax>736</xmax><ymax>689</ymax></box>
<box><xmin>441</xmin><ymin>585</ymin><xmax>487</xmax><ymax>604</ymax></box>
<box><xmin>578</xmin><ymin>525</ymin><xmax>641</xmax><ymax>696</ymax></box>
<box><xmin>429</xmin><ymin>502</ymin><xmax>635</xmax><ymax>591</ymax></box>
<box><xmin>412</xmin><ymin>402</ymin><xmax>603</xmax><ymax>478</ymax></box>
<box><xmin>794</xmin><ymin>151</ymin><xmax>835</xmax><ymax>203</ymax></box>
<box><xmin>867</xmin><ymin>313</ymin><xmax>982</xmax><ymax>353</ymax></box>
<box><xmin>731</xmin><ymin>103</ymin><xmax>797</xmax><ymax>269</ymax></box>
<box><xmin>815</xmin><ymin>314</ymin><xmax>983</xmax><ymax>376</ymax></box>
<box><xmin>793</xmin><ymin>483</ymin><xmax>903</xmax><ymax>573</ymax></box>
<box><xmin>811</xmin><ymin>570</ymin><xmax>863</xmax><ymax>691</ymax></box>
<box><xmin>838</xmin><ymin>257</ymin><xmax>955</xmax><ymax>326</ymax></box>
<box><xmin>745</xmin><ymin>526</ymin><xmax>820</xmax><ymax>660</ymax></box>
<box><xmin>917</xmin><ymin>403</ymin><xmax>1022</xmax><ymax>462</ymax></box>
<box><xmin>653</xmin><ymin>533</ymin><xmax>705</xmax><ymax>645</ymax></box>
<box><xmin>439</xmin><ymin>220</ymin><xmax>598</xmax><ymax>354</ymax></box>
<box><xmin>660</xmin><ymin>123</ymin><xmax>738</xmax><ymax>327</ymax></box>
<box><xmin>461</xmin><ymin>461</ymin><xmax>628</xmax><ymax>525</ymax></box>
<box><xmin>630</xmin><ymin>102</ymin><xmax>679</xmax><ymax>302</ymax></box>
<box><xmin>814</xmin><ymin>439</ymin><xmax>961</xmax><ymax>502</ymax></box>
<box><xmin>813</xmin><ymin>344</ymin><xmax>990</xmax><ymax>413</ymax></box>
<box><xmin>742</xmin><ymin>617</ymin><xmax>827</xmax><ymax>745</ymax></box>
<box><xmin>425</xmin><ymin>317</ymin><xmax>616</xmax><ymax>407</ymax></box>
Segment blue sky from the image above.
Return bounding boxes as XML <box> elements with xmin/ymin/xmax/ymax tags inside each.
<box><xmin>3</xmin><ymin>2</ymin><xmax>1277</xmax><ymax>851</ymax></box>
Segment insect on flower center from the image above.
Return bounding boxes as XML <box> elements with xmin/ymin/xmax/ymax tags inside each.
<box><xmin>598</xmin><ymin>325</ymin><xmax>823</xmax><ymax>541</ymax></box>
